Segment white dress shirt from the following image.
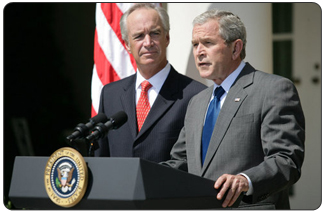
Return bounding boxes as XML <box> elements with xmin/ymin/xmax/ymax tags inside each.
<box><xmin>135</xmin><ymin>62</ymin><xmax>171</xmax><ymax>107</ymax></box>
<box><xmin>209</xmin><ymin>61</ymin><xmax>246</xmax><ymax>107</ymax></box>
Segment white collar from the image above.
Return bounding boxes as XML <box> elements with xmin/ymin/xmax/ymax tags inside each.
<box><xmin>136</xmin><ymin>62</ymin><xmax>171</xmax><ymax>92</ymax></box>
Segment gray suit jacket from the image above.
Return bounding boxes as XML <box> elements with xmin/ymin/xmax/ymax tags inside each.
<box><xmin>94</xmin><ymin>65</ymin><xmax>207</xmax><ymax>163</ymax></box>
<box><xmin>162</xmin><ymin>63</ymin><xmax>305</xmax><ymax>209</ymax></box>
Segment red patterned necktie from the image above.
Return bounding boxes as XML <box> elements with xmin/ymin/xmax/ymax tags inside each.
<box><xmin>136</xmin><ymin>80</ymin><xmax>152</xmax><ymax>132</ymax></box>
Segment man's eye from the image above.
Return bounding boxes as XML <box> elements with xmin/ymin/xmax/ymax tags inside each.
<box><xmin>205</xmin><ymin>41</ymin><xmax>215</xmax><ymax>46</ymax></box>
<box><xmin>151</xmin><ymin>31</ymin><xmax>160</xmax><ymax>37</ymax></box>
<box><xmin>134</xmin><ymin>34</ymin><xmax>143</xmax><ymax>40</ymax></box>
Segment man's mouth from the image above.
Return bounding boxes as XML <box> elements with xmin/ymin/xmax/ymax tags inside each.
<box><xmin>198</xmin><ymin>62</ymin><xmax>211</xmax><ymax>67</ymax></box>
<box><xmin>141</xmin><ymin>51</ymin><xmax>158</xmax><ymax>56</ymax></box>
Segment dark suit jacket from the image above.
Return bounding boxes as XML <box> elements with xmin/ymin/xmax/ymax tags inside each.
<box><xmin>94</xmin><ymin>65</ymin><xmax>207</xmax><ymax>163</ymax></box>
<box><xmin>161</xmin><ymin>63</ymin><xmax>305</xmax><ymax>209</ymax></box>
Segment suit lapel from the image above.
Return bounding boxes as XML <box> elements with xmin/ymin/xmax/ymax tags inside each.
<box><xmin>120</xmin><ymin>75</ymin><xmax>138</xmax><ymax>140</ymax></box>
<box><xmin>201</xmin><ymin>64</ymin><xmax>255</xmax><ymax>176</ymax></box>
<box><xmin>135</xmin><ymin>67</ymin><xmax>179</xmax><ymax>139</ymax></box>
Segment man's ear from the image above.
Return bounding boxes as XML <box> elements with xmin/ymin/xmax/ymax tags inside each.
<box><xmin>232</xmin><ymin>39</ymin><xmax>243</xmax><ymax>60</ymax></box>
<box><xmin>125</xmin><ymin>41</ymin><xmax>131</xmax><ymax>53</ymax></box>
<box><xmin>166</xmin><ymin>33</ymin><xmax>170</xmax><ymax>47</ymax></box>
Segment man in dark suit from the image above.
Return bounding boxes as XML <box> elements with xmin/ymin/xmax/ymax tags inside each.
<box><xmin>161</xmin><ymin>9</ymin><xmax>305</xmax><ymax>209</ymax></box>
<box><xmin>94</xmin><ymin>3</ymin><xmax>206</xmax><ymax>163</ymax></box>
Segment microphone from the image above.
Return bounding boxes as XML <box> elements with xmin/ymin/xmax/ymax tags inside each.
<box><xmin>66</xmin><ymin>113</ymin><xmax>108</xmax><ymax>141</ymax></box>
<box><xmin>86</xmin><ymin>111</ymin><xmax>128</xmax><ymax>141</ymax></box>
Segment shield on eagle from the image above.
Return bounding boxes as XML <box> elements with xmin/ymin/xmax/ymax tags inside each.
<box><xmin>56</xmin><ymin>162</ymin><xmax>75</xmax><ymax>192</ymax></box>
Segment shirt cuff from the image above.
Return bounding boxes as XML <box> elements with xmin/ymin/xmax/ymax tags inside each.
<box><xmin>239</xmin><ymin>173</ymin><xmax>253</xmax><ymax>196</ymax></box>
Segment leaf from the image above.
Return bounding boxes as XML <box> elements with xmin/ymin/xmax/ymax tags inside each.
<box><xmin>55</xmin><ymin>177</ymin><xmax>61</xmax><ymax>188</ymax></box>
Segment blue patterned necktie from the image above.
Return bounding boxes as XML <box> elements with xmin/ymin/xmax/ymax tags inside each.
<box><xmin>201</xmin><ymin>86</ymin><xmax>225</xmax><ymax>165</ymax></box>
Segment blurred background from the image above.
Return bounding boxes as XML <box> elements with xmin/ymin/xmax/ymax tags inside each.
<box><xmin>3</xmin><ymin>2</ymin><xmax>321</xmax><ymax>210</ymax></box>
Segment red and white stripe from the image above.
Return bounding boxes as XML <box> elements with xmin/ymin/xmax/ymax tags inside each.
<box><xmin>91</xmin><ymin>3</ymin><xmax>161</xmax><ymax>117</ymax></box>
<box><xmin>91</xmin><ymin>3</ymin><xmax>136</xmax><ymax>117</ymax></box>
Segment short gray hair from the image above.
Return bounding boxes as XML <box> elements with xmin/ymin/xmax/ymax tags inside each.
<box><xmin>120</xmin><ymin>3</ymin><xmax>170</xmax><ymax>44</ymax></box>
<box><xmin>193</xmin><ymin>9</ymin><xmax>247</xmax><ymax>59</ymax></box>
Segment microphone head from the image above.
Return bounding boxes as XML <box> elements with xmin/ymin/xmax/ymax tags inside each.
<box><xmin>110</xmin><ymin>111</ymin><xmax>128</xmax><ymax>129</ymax></box>
<box><xmin>90</xmin><ymin>113</ymin><xmax>108</xmax><ymax>124</ymax></box>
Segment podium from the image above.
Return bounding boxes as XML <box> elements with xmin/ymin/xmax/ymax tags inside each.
<box><xmin>9</xmin><ymin>156</ymin><xmax>242</xmax><ymax>209</ymax></box>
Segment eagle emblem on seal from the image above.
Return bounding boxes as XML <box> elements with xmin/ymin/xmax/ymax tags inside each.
<box><xmin>55</xmin><ymin>162</ymin><xmax>76</xmax><ymax>193</ymax></box>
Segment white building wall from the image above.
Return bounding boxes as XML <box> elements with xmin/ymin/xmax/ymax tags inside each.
<box><xmin>166</xmin><ymin>3</ymin><xmax>272</xmax><ymax>86</ymax></box>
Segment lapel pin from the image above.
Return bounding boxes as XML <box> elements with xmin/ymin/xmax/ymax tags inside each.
<box><xmin>235</xmin><ymin>98</ymin><xmax>240</xmax><ymax>102</ymax></box>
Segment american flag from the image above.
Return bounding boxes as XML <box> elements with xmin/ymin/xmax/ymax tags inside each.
<box><xmin>91</xmin><ymin>3</ymin><xmax>161</xmax><ymax>117</ymax></box>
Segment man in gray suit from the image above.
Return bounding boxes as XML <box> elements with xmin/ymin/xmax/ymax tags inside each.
<box><xmin>161</xmin><ymin>9</ymin><xmax>305</xmax><ymax>209</ymax></box>
<box><xmin>94</xmin><ymin>4</ymin><xmax>206</xmax><ymax>162</ymax></box>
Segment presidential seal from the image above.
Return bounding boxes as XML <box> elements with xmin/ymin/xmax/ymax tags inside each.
<box><xmin>44</xmin><ymin>147</ymin><xmax>88</xmax><ymax>208</ymax></box>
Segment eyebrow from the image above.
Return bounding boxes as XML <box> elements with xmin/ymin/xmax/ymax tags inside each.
<box><xmin>191</xmin><ymin>36</ymin><xmax>211</xmax><ymax>44</ymax></box>
<box><xmin>131</xmin><ymin>31</ymin><xmax>143</xmax><ymax>38</ymax></box>
<box><xmin>131</xmin><ymin>27</ymin><xmax>162</xmax><ymax>39</ymax></box>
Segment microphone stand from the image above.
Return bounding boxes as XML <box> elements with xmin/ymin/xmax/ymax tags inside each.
<box><xmin>66</xmin><ymin>136</ymin><xmax>96</xmax><ymax>157</ymax></box>
<box><xmin>87</xmin><ymin>138</ymin><xmax>99</xmax><ymax>157</ymax></box>
<box><xmin>65</xmin><ymin>128</ymin><xmax>101</xmax><ymax>157</ymax></box>
<box><xmin>85</xmin><ymin>122</ymin><xmax>109</xmax><ymax>157</ymax></box>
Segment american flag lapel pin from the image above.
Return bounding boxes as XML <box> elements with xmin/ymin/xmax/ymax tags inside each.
<box><xmin>235</xmin><ymin>98</ymin><xmax>240</xmax><ymax>102</ymax></box>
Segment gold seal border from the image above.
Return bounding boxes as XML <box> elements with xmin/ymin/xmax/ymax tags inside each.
<box><xmin>44</xmin><ymin>147</ymin><xmax>88</xmax><ymax>208</ymax></box>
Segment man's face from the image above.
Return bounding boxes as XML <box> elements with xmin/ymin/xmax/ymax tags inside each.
<box><xmin>192</xmin><ymin>19</ymin><xmax>235</xmax><ymax>85</ymax></box>
<box><xmin>126</xmin><ymin>8</ymin><xmax>169</xmax><ymax>73</ymax></box>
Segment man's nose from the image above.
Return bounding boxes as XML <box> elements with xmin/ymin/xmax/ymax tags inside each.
<box><xmin>143</xmin><ymin>34</ymin><xmax>153</xmax><ymax>47</ymax></box>
<box><xmin>196</xmin><ymin>43</ymin><xmax>205</xmax><ymax>57</ymax></box>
